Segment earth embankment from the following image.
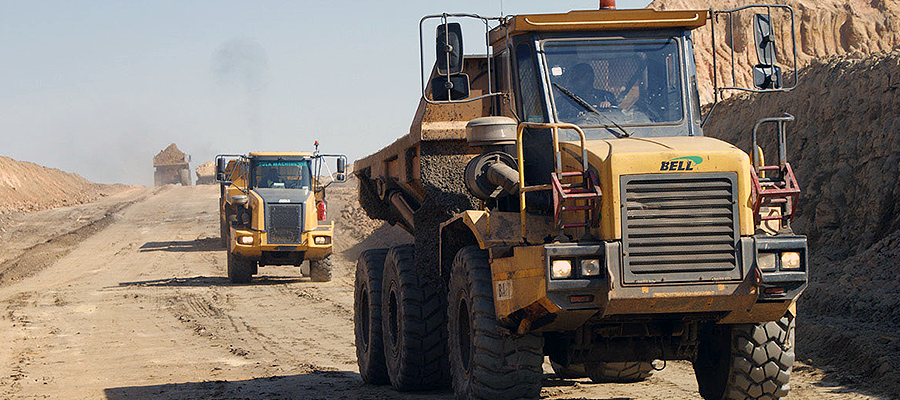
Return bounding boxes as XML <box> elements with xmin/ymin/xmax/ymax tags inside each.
<box><xmin>704</xmin><ymin>50</ymin><xmax>900</xmax><ymax>395</ymax></box>
<box><xmin>0</xmin><ymin>155</ymin><xmax>128</xmax><ymax>215</ymax></box>
<box><xmin>651</xmin><ymin>0</ymin><xmax>900</xmax><ymax>102</ymax></box>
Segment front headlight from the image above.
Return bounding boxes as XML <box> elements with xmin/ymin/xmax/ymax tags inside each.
<box><xmin>781</xmin><ymin>252</ymin><xmax>801</xmax><ymax>270</ymax></box>
<box><xmin>314</xmin><ymin>236</ymin><xmax>331</xmax><ymax>245</ymax></box>
<box><xmin>551</xmin><ymin>260</ymin><xmax>573</xmax><ymax>279</ymax></box>
<box><xmin>238</xmin><ymin>236</ymin><xmax>253</xmax><ymax>245</ymax></box>
<box><xmin>757</xmin><ymin>252</ymin><xmax>777</xmax><ymax>272</ymax></box>
<box><xmin>580</xmin><ymin>259</ymin><xmax>601</xmax><ymax>277</ymax></box>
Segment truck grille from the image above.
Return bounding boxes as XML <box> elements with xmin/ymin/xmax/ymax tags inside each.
<box><xmin>267</xmin><ymin>204</ymin><xmax>303</xmax><ymax>244</ymax></box>
<box><xmin>620</xmin><ymin>173</ymin><xmax>741</xmax><ymax>284</ymax></box>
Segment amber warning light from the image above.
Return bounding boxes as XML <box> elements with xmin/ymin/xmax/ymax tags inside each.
<box><xmin>600</xmin><ymin>0</ymin><xmax>616</xmax><ymax>10</ymax></box>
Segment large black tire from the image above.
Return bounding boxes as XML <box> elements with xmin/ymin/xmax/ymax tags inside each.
<box><xmin>227</xmin><ymin>252</ymin><xmax>255</xmax><ymax>283</ymax></box>
<box><xmin>551</xmin><ymin>361</ymin><xmax>587</xmax><ymax>379</ymax></box>
<box><xmin>220</xmin><ymin>214</ymin><xmax>229</xmax><ymax>247</ymax></box>
<box><xmin>586</xmin><ymin>362</ymin><xmax>653</xmax><ymax>383</ymax></box>
<box><xmin>694</xmin><ymin>314</ymin><xmax>795</xmax><ymax>400</ymax></box>
<box><xmin>448</xmin><ymin>246</ymin><xmax>544</xmax><ymax>400</ymax></box>
<box><xmin>309</xmin><ymin>255</ymin><xmax>333</xmax><ymax>282</ymax></box>
<box><xmin>380</xmin><ymin>245</ymin><xmax>449</xmax><ymax>391</ymax></box>
<box><xmin>354</xmin><ymin>249</ymin><xmax>390</xmax><ymax>385</ymax></box>
<box><xmin>180</xmin><ymin>168</ymin><xmax>192</xmax><ymax>186</ymax></box>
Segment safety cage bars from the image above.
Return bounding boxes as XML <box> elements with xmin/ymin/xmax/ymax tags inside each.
<box><xmin>750</xmin><ymin>114</ymin><xmax>800</xmax><ymax>227</ymax></box>
<box><xmin>516</xmin><ymin>123</ymin><xmax>602</xmax><ymax>242</ymax></box>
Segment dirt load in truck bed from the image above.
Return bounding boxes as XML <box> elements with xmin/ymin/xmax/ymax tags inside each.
<box><xmin>153</xmin><ymin>143</ymin><xmax>189</xmax><ymax>166</ymax></box>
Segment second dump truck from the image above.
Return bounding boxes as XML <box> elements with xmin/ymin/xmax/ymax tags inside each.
<box><xmin>353</xmin><ymin>3</ymin><xmax>807</xmax><ymax>400</ymax></box>
<box><xmin>216</xmin><ymin>147</ymin><xmax>347</xmax><ymax>283</ymax></box>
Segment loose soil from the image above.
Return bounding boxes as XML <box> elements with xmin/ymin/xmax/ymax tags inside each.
<box><xmin>0</xmin><ymin>182</ymin><xmax>884</xmax><ymax>399</ymax></box>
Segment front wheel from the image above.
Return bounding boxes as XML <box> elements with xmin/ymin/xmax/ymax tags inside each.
<box><xmin>309</xmin><ymin>255</ymin><xmax>333</xmax><ymax>282</ymax></box>
<box><xmin>448</xmin><ymin>246</ymin><xmax>543</xmax><ymax>400</ymax></box>
<box><xmin>694</xmin><ymin>313</ymin><xmax>796</xmax><ymax>400</ymax></box>
<box><xmin>227</xmin><ymin>252</ymin><xmax>255</xmax><ymax>283</ymax></box>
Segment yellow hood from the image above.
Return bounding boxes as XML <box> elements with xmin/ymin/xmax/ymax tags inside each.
<box><xmin>559</xmin><ymin>136</ymin><xmax>754</xmax><ymax>240</ymax></box>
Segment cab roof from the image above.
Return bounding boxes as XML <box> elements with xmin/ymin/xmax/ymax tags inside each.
<box><xmin>248</xmin><ymin>152</ymin><xmax>312</xmax><ymax>157</ymax></box>
<box><xmin>489</xmin><ymin>8</ymin><xmax>709</xmax><ymax>45</ymax></box>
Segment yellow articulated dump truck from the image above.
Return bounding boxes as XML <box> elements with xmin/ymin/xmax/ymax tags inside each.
<box><xmin>353</xmin><ymin>3</ymin><xmax>807</xmax><ymax>400</ymax></box>
<box><xmin>216</xmin><ymin>145</ymin><xmax>347</xmax><ymax>283</ymax></box>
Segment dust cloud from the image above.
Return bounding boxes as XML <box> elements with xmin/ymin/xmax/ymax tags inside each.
<box><xmin>211</xmin><ymin>37</ymin><xmax>270</xmax><ymax>147</ymax></box>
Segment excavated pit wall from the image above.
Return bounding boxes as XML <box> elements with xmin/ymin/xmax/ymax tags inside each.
<box><xmin>703</xmin><ymin>51</ymin><xmax>900</xmax><ymax>395</ymax></box>
<box><xmin>651</xmin><ymin>0</ymin><xmax>900</xmax><ymax>102</ymax></box>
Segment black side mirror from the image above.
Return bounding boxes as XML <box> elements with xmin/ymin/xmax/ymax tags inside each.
<box><xmin>436</xmin><ymin>22</ymin><xmax>463</xmax><ymax>75</ymax></box>
<box><xmin>431</xmin><ymin>74</ymin><xmax>470</xmax><ymax>101</ymax></box>
<box><xmin>336</xmin><ymin>158</ymin><xmax>346</xmax><ymax>174</ymax></box>
<box><xmin>752</xmin><ymin>13</ymin><xmax>781</xmax><ymax>90</ymax></box>
<box><xmin>753</xmin><ymin>65</ymin><xmax>783</xmax><ymax>89</ymax></box>
<box><xmin>216</xmin><ymin>158</ymin><xmax>227</xmax><ymax>182</ymax></box>
<box><xmin>753</xmin><ymin>14</ymin><xmax>777</xmax><ymax>65</ymax></box>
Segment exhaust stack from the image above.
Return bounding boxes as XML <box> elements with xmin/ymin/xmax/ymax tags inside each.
<box><xmin>600</xmin><ymin>0</ymin><xmax>616</xmax><ymax>10</ymax></box>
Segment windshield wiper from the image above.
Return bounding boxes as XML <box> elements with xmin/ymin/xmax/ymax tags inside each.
<box><xmin>553</xmin><ymin>82</ymin><xmax>630</xmax><ymax>138</ymax></box>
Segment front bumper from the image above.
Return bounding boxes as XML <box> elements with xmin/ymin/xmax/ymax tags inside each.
<box><xmin>229</xmin><ymin>224</ymin><xmax>334</xmax><ymax>260</ymax></box>
<box><xmin>492</xmin><ymin>235</ymin><xmax>807</xmax><ymax>331</ymax></box>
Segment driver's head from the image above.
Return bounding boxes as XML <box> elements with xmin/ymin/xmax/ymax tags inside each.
<box><xmin>569</xmin><ymin>63</ymin><xmax>595</xmax><ymax>90</ymax></box>
<box><xmin>263</xmin><ymin>167</ymin><xmax>279</xmax><ymax>182</ymax></box>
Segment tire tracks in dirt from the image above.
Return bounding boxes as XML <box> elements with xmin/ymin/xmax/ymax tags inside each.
<box><xmin>0</xmin><ymin>189</ymin><xmax>158</xmax><ymax>287</ymax></box>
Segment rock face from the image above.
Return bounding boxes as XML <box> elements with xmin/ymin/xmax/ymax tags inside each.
<box><xmin>702</xmin><ymin>51</ymin><xmax>900</xmax><ymax>397</ymax></box>
<box><xmin>650</xmin><ymin>0</ymin><xmax>900</xmax><ymax>102</ymax></box>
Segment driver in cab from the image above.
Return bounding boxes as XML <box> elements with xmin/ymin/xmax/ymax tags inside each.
<box><xmin>260</xmin><ymin>167</ymin><xmax>284</xmax><ymax>188</ymax></box>
<box><xmin>555</xmin><ymin>63</ymin><xmax>617</xmax><ymax>120</ymax></box>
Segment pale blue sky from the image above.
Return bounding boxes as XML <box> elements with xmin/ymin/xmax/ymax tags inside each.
<box><xmin>0</xmin><ymin>0</ymin><xmax>650</xmax><ymax>185</ymax></box>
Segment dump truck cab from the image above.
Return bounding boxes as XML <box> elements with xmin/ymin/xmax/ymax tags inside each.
<box><xmin>495</xmin><ymin>10</ymin><xmax>706</xmax><ymax>139</ymax></box>
<box><xmin>473</xmin><ymin>9</ymin><xmax>806</xmax><ymax>325</ymax></box>
<box><xmin>216</xmin><ymin>149</ymin><xmax>347</xmax><ymax>283</ymax></box>
<box><xmin>353</xmin><ymin>5</ymin><xmax>806</xmax><ymax>400</ymax></box>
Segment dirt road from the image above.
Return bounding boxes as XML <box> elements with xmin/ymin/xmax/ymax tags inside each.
<box><xmin>0</xmin><ymin>184</ymin><xmax>883</xmax><ymax>399</ymax></box>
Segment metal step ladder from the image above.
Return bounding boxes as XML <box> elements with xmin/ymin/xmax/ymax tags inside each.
<box><xmin>515</xmin><ymin>122</ymin><xmax>602</xmax><ymax>241</ymax></box>
<box><xmin>550</xmin><ymin>170</ymin><xmax>602</xmax><ymax>235</ymax></box>
<box><xmin>750</xmin><ymin>114</ymin><xmax>801</xmax><ymax>227</ymax></box>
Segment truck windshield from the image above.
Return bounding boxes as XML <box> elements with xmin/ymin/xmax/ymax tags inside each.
<box><xmin>252</xmin><ymin>160</ymin><xmax>311</xmax><ymax>189</ymax></box>
<box><xmin>543</xmin><ymin>38</ymin><xmax>685</xmax><ymax>136</ymax></box>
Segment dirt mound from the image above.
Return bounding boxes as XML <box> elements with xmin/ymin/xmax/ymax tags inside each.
<box><xmin>0</xmin><ymin>156</ymin><xmax>128</xmax><ymax>215</ymax></box>
<box><xmin>153</xmin><ymin>144</ymin><xmax>189</xmax><ymax>166</ymax></box>
<box><xmin>703</xmin><ymin>50</ymin><xmax>900</xmax><ymax>395</ymax></box>
<box><xmin>650</xmin><ymin>0</ymin><xmax>900</xmax><ymax>102</ymax></box>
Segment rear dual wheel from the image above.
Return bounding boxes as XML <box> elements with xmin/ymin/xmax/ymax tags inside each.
<box><xmin>354</xmin><ymin>249</ymin><xmax>390</xmax><ymax>385</ymax></box>
<box><xmin>587</xmin><ymin>362</ymin><xmax>654</xmax><ymax>383</ymax></box>
<box><xmin>380</xmin><ymin>245</ymin><xmax>449</xmax><ymax>391</ymax></box>
<box><xmin>551</xmin><ymin>361</ymin><xmax>653</xmax><ymax>383</ymax></box>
